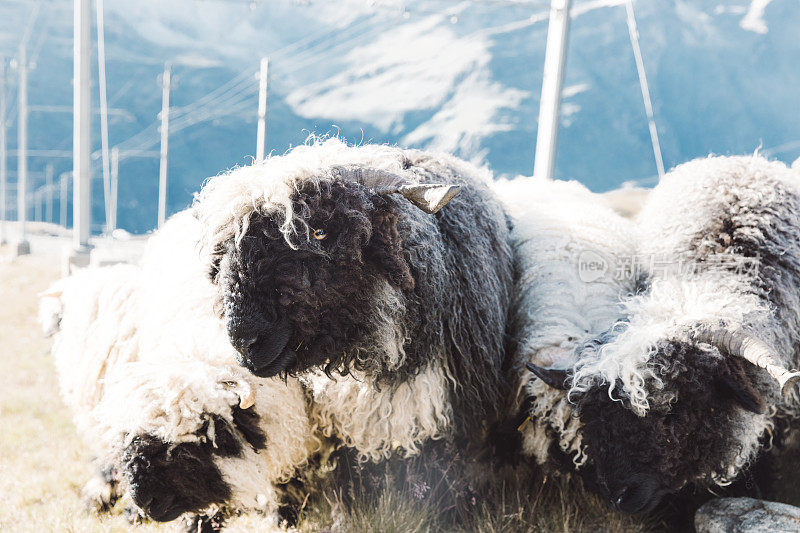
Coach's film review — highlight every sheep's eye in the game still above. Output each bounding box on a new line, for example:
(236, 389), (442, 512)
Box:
(313, 228), (328, 240)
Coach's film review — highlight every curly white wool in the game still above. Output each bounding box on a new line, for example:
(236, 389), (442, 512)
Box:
(42, 265), (142, 428)
(571, 155), (800, 484)
(301, 362), (453, 462)
(574, 155), (800, 415)
(571, 275), (770, 415)
(41, 212), (320, 516)
(492, 176), (638, 464)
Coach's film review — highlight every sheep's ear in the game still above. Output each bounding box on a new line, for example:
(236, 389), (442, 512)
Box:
(378, 184), (461, 214)
(716, 358), (766, 414)
(367, 209), (414, 291)
(526, 362), (571, 390)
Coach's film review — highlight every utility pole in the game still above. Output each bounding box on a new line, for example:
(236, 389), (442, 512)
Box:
(157, 62), (171, 228)
(60, 171), (69, 227)
(69, 0), (92, 269)
(15, 44), (30, 255)
(96, 0), (111, 231)
(0, 58), (6, 245)
(34, 189), (41, 222)
(533, 0), (571, 181)
(256, 57), (269, 161)
(624, 0), (664, 179)
(110, 146), (118, 233)
(45, 163), (53, 223)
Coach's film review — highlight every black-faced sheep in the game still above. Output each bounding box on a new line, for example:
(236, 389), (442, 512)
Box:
(193, 138), (514, 462)
(41, 213), (320, 526)
(491, 176), (638, 468)
(530, 155), (800, 513)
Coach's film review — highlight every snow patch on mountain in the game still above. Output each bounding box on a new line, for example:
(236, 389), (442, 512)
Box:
(740, 0), (773, 33)
(285, 12), (526, 163)
(403, 71), (527, 162)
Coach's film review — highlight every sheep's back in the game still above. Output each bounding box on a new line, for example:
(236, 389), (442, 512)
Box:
(48, 265), (142, 432)
(637, 155), (800, 370)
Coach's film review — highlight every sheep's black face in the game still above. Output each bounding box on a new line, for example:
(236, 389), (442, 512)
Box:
(122, 409), (266, 521)
(574, 340), (765, 514)
(215, 179), (413, 378)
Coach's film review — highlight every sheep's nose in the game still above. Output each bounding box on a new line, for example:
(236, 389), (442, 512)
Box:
(227, 317), (262, 355)
(226, 315), (292, 377)
(130, 485), (183, 522)
(230, 331), (258, 355)
(125, 458), (186, 521)
(610, 477), (663, 514)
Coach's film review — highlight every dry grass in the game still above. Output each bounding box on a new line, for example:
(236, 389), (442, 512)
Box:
(292, 474), (660, 533)
(0, 249), (174, 532)
(1, 247), (797, 532)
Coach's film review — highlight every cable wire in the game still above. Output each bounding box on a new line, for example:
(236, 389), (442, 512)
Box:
(624, 0), (664, 179)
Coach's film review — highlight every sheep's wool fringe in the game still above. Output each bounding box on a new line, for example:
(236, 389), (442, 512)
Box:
(193, 137), (493, 258)
(572, 275), (770, 415)
(492, 176), (638, 465)
(301, 360), (453, 463)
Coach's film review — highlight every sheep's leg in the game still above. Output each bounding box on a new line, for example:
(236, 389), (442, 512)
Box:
(81, 463), (120, 513)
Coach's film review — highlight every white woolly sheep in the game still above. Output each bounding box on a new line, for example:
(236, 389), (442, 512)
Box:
(532, 155), (800, 514)
(41, 213), (320, 526)
(491, 176), (638, 468)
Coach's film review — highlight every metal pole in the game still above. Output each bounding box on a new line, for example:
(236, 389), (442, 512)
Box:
(110, 146), (118, 233)
(533, 0), (571, 181)
(34, 189), (41, 222)
(72, 0), (92, 256)
(16, 44), (30, 254)
(157, 62), (171, 228)
(45, 163), (53, 223)
(96, 0), (111, 231)
(624, 0), (664, 179)
(60, 171), (68, 227)
(256, 57), (269, 161)
(0, 58), (6, 245)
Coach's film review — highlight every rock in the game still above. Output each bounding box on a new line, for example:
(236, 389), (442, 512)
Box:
(695, 497), (800, 533)
(601, 186), (650, 219)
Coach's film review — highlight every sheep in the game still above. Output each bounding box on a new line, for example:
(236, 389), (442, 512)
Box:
(530, 155), (800, 514)
(41, 212), (321, 526)
(193, 138), (514, 463)
(97, 358), (317, 525)
(490, 176), (638, 468)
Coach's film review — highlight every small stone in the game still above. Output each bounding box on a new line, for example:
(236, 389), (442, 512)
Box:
(695, 497), (800, 533)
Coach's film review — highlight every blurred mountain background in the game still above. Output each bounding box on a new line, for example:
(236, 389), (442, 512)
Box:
(0, 0), (798, 234)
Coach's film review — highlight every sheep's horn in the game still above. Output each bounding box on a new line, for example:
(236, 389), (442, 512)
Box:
(525, 362), (571, 390)
(333, 166), (402, 187)
(39, 284), (64, 299)
(220, 378), (256, 409)
(387, 183), (461, 214)
(693, 327), (800, 395)
(331, 166), (460, 214)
